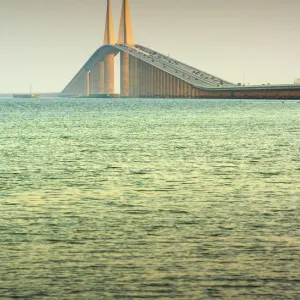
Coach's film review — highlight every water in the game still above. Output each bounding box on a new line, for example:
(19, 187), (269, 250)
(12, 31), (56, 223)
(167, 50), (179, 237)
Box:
(0, 98), (299, 299)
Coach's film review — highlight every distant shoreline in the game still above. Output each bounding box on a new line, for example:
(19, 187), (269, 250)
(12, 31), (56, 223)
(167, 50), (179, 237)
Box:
(0, 93), (59, 98)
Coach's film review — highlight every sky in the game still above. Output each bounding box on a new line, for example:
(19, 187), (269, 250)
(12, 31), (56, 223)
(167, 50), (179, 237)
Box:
(0, 0), (299, 93)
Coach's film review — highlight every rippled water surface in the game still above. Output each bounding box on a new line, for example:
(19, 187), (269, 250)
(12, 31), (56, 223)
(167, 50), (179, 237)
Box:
(0, 98), (300, 299)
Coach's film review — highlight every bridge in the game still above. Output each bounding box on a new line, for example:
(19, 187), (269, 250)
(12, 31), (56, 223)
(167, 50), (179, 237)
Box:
(61, 0), (300, 100)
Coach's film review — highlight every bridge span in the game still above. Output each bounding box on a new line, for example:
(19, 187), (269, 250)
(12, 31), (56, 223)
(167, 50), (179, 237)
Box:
(61, 0), (300, 100)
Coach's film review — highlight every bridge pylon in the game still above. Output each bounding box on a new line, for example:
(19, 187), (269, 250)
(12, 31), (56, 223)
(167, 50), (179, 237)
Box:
(103, 0), (116, 45)
(103, 0), (116, 95)
(118, 0), (134, 97)
(118, 0), (134, 46)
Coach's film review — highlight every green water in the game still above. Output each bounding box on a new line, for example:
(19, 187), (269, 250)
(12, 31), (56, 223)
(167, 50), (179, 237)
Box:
(0, 98), (300, 299)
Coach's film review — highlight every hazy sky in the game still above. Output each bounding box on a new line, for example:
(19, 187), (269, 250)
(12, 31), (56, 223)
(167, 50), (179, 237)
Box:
(0, 0), (299, 93)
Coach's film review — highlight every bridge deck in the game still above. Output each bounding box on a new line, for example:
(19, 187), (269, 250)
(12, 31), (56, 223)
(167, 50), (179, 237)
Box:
(135, 45), (235, 87)
(116, 44), (234, 89)
(62, 44), (300, 96)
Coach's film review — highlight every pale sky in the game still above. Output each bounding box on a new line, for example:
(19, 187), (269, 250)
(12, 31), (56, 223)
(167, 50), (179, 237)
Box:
(0, 0), (299, 93)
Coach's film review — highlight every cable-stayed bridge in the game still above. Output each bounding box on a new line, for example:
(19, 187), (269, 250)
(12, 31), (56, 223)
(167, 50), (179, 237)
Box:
(61, 0), (300, 100)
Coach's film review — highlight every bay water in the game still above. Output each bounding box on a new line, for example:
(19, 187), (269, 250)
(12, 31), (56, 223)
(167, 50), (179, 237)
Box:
(0, 98), (299, 299)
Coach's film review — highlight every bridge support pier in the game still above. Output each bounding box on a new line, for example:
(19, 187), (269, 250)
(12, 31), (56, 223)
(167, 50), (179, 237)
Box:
(192, 88), (196, 98)
(150, 65), (154, 97)
(176, 78), (180, 98)
(153, 67), (158, 98)
(163, 73), (167, 98)
(86, 71), (90, 97)
(188, 84), (192, 98)
(120, 52), (130, 97)
(129, 56), (133, 97)
(146, 64), (150, 97)
(133, 57), (139, 97)
(179, 80), (184, 98)
(99, 61), (105, 94)
(169, 75), (173, 98)
(158, 70), (162, 98)
(183, 82), (187, 98)
(105, 54), (114, 95)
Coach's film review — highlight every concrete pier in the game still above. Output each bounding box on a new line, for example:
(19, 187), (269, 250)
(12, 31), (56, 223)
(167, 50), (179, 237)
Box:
(86, 71), (90, 97)
(120, 52), (130, 97)
(99, 61), (105, 94)
(105, 54), (114, 95)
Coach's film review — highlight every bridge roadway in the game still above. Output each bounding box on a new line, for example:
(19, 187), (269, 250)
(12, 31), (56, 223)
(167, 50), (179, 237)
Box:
(62, 43), (236, 95)
(134, 45), (234, 87)
(117, 45), (300, 92)
(62, 45), (118, 95)
(115, 44), (235, 89)
(62, 43), (300, 96)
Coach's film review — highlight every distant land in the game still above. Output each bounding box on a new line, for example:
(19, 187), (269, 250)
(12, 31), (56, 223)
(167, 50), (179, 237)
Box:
(0, 93), (59, 98)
